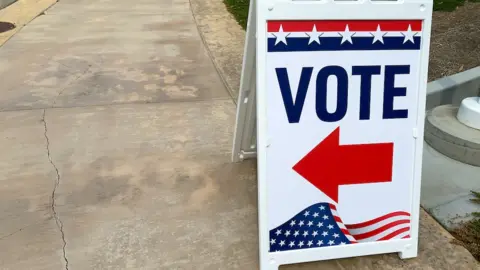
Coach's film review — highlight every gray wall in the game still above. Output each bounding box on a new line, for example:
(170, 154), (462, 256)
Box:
(0, 0), (17, 10)
(426, 66), (480, 110)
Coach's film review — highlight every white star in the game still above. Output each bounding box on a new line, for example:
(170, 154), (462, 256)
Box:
(328, 240), (335, 246)
(303, 231), (309, 237)
(317, 222), (324, 228)
(272, 25), (289, 45)
(306, 25), (322, 45)
(279, 240), (286, 247)
(307, 221), (313, 227)
(322, 215), (329, 220)
(340, 25), (355, 45)
(294, 231), (300, 237)
(289, 241), (295, 247)
(322, 231), (328, 237)
(328, 224), (334, 230)
(313, 212), (319, 218)
(275, 229), (282, 236)
(284, 230), (291, 237)
(307, 240), (313, 247)
(270, 239), (276, 245)
(299, 220), (305, 227)
(304, 211), (310, 217)
(340, 242), (346, 245)
(290, 220), (296, 227)
(402, 24), (416, 44)
(312, 231), (319, 237)
(319, 206), (325, 211)
(371, 25), (386, 44)
(298, 241), (304, 247)
(317, 240), (324, 246)
(333, 233), (339, 238)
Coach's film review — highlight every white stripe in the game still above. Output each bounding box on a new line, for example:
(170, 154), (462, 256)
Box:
(394, 231), (410, 240)
(347, 215), (410, 235)
(269, 31), (422, 38)
(346, 235), (357, 242)
(354, 223), (410, 242)
(331, 210), (347, 230)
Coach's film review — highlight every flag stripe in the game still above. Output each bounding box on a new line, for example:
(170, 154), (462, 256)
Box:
(330, 208), (357, 244)
(353, 223), (410, 242)
(350, 220), (410, 240)
(267, 20), (422, 32)
(345, 211), (410, 229)
(378, 227), (411, 241)
(346, 215), (410, 235)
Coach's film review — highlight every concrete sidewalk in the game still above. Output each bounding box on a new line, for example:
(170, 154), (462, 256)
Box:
(0, 0), (478, 269)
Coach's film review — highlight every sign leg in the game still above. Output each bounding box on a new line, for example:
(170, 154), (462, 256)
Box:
(399, 240), (419, 259)
(231, 0), (257, 162)
(260, 259), (279, 270)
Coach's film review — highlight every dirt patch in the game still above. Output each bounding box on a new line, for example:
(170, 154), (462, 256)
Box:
(429, 2), (480, 80)
(450, 191), (480, 261)
(452, 219), (480, 261)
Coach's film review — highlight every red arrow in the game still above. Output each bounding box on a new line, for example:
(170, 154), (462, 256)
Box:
(292, 127), (394, 203)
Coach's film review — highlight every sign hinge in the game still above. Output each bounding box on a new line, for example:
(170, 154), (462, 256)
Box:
(239, 150), (257, 161)
(412, 128), (418, 138)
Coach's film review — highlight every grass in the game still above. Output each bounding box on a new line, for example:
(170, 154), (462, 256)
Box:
(451, 191), (480, 261)
(223, 0), (480, 29)
(434, 0), (480, 11)
(223, 0), (249, 30)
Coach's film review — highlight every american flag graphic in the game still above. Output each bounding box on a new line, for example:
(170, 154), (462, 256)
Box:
(267, 20), (422, 52)
(269, 203), (410, 252)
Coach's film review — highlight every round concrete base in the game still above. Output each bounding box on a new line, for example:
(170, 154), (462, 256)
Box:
(425, 104), (480, 167)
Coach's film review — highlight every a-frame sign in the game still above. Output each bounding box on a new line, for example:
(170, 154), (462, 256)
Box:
(231, 0), (433, 269)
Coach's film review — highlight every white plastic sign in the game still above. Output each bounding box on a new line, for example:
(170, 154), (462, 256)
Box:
(232, 0), (433, 269)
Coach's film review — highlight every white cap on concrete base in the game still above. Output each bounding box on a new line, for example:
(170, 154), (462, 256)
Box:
(456, 97), (480, 130)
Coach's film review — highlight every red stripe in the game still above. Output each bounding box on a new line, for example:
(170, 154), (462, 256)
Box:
(341, 228), (351, 235)
(378, 227), (410, 241)
(345, 211), (410, 229)
(267, 20), (422, 32)
(351, 220), (410, 240)
(334, 216), (342, 223)
(402, 235), (411, 239)
(329, 204), (337, 210)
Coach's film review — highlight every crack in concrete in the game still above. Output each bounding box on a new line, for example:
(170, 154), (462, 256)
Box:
(42, 109), (69, 270)
(426, 192), (479, 212)
(0, 221), (42, 241)
(52, 63), (93, 107)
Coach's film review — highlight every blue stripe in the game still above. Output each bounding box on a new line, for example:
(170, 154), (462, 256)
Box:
(268, 36), (421, 52)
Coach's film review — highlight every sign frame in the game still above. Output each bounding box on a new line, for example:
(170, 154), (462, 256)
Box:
(232, 0), (433, 269)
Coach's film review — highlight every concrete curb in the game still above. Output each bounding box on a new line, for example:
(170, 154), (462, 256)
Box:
(188, 0), (245, 102)
(0, 0), (58, 46)
(425, 104), (480, 166)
